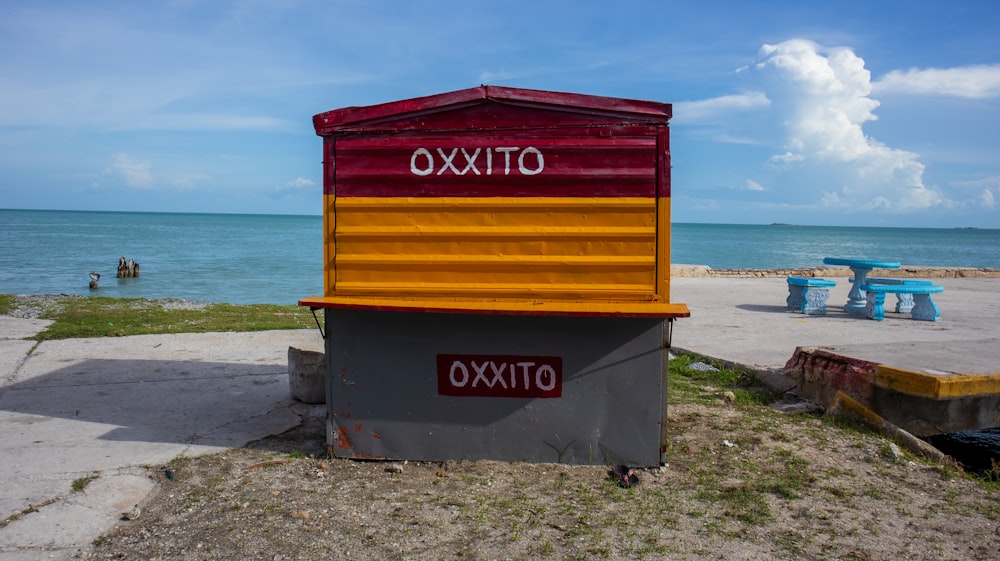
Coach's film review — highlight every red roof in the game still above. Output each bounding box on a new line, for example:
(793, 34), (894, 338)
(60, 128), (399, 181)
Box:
(313, 85), (672, 135)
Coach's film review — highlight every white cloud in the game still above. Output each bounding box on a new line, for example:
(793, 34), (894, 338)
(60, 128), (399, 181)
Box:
(272, 177), (317, 198)
(106, 153), (153, 188)
(711, 133), (763, 145)
(873, 64), (1000, 99)
(672, 92), (770, 124)
(950, 176), (1000, 209)
(285, 177), (316, 190)
(170, 172), (211, 191)
(744, 179), (765, 192)
(767, 151), (806, 168)
(981, 188), (996, 209)
(753, 39), (949, 212)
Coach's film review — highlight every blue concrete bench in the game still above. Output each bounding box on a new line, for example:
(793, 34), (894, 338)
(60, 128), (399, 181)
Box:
(849, 276), (933, 313)
(860, 283), (943, 321)
(786, 277), (837, 315)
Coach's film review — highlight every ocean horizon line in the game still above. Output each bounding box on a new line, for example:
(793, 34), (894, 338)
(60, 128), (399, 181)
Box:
(1, 207), (322, 220)
(3, 207), (997, 232)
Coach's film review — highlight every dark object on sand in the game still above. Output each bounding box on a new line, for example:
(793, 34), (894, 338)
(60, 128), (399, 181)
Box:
(610, 465), (639, 488)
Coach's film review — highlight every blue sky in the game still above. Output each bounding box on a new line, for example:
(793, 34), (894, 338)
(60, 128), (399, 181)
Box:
(1, 1), (998, 227)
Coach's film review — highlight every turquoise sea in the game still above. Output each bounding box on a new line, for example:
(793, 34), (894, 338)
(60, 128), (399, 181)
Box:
(2, 209), (999, 304)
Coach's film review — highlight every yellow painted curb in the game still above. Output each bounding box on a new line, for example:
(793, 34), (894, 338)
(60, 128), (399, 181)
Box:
(828, 391), (885, 426)
(875, 365), (1000, 399)
(826, 391), (954, 464)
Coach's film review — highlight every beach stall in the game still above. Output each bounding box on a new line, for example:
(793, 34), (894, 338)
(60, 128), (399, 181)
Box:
(300, 86), (689, 466)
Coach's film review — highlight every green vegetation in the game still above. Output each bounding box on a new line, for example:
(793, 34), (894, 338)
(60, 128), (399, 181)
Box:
(0, 294), (15, 315)
(1, 294), (320, 340)
(71, 473), (99, 493)
(668, 355), (818, 531)
(668, 351), (1000, 530)
(668, 352), (775, 406)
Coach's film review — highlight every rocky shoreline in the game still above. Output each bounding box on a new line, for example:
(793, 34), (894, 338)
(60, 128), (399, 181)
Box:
(671, 264), (1000, 278)
(2, 294), (210, 320)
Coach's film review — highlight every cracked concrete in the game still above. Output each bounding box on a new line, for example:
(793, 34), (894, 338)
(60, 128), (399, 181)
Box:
(0, 325), (323, 561)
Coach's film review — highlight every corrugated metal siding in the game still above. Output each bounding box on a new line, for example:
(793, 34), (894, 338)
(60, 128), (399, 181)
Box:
(322, 125), (668, 303)
(326, 196), (658, 300)
(329, 133), (659, 197)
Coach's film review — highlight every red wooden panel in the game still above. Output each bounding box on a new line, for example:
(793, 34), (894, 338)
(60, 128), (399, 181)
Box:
(330, 131), (658, 198)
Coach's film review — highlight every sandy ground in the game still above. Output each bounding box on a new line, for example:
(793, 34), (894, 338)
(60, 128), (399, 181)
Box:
(85, 396), (999, 561)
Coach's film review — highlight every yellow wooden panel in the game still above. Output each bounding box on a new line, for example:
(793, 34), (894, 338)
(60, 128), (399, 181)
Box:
(323, 195), (666, 302)
(300, 295), (690, 318)
(657, 197), (671, 302)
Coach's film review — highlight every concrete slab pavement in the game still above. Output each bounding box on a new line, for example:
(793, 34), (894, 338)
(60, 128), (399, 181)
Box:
(0, 324), (324, 561)
(669, 276), (1000, 377)
(0, 317), (51, 388)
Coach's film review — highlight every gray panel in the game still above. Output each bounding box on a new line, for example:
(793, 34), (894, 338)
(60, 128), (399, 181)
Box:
(325, 310), (666, 466)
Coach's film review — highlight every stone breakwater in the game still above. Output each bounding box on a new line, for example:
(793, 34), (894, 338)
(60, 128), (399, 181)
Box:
(670, 264), (1000, 279)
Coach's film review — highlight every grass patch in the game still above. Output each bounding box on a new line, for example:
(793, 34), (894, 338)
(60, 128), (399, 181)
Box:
(0, 294), (15, 315)
(668, 353), (775, 406)
(821, 411), (884, 437)
(71, 473), (99, 493)
(979, 460), (1000, 492)
(666, 355), (820, 528)
(1, 294), (320, 340)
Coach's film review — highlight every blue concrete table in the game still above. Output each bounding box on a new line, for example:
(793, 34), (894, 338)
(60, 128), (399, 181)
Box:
(822, 257), (901, 315)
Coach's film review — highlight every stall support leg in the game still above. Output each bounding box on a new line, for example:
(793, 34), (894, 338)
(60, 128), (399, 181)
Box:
(663, 318), (675, 348)
(324, 312), (335, 458)
(309, 307), (326, 339)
